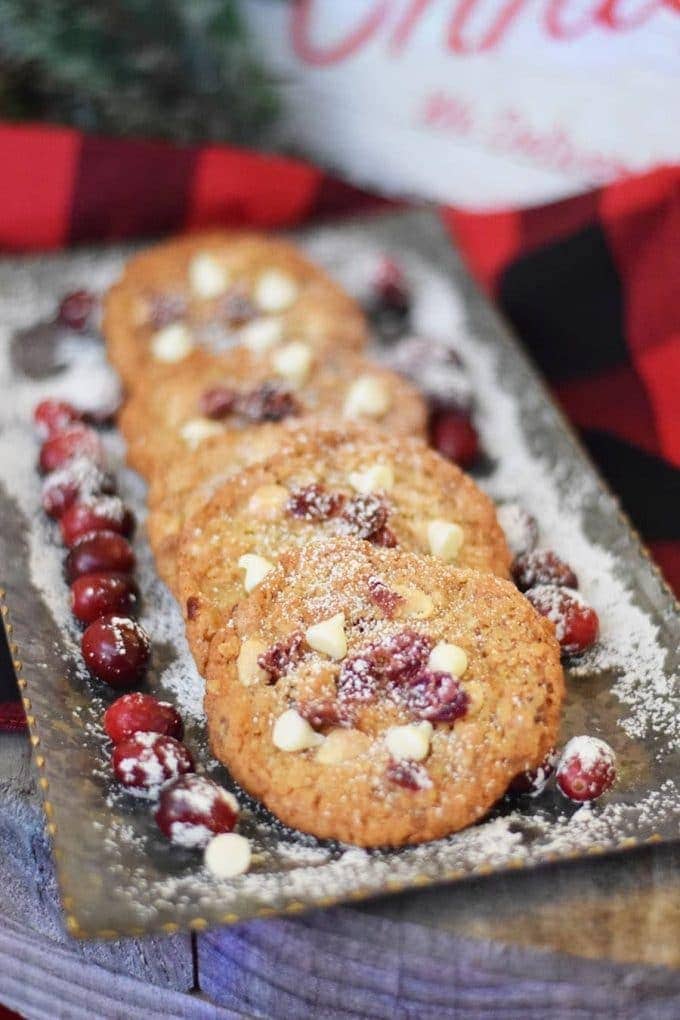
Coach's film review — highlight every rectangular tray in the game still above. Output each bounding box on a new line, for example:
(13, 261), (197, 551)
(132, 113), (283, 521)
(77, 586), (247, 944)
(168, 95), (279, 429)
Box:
(1, 210), (679, 939)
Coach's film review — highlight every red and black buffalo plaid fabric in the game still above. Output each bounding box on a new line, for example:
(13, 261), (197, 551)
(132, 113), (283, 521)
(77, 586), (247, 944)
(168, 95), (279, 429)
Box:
(1, 123), (678, 727)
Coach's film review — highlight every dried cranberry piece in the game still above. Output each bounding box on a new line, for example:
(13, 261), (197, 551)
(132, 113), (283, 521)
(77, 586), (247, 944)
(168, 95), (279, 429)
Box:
(297, 699), (356, 730)
(555, 736), (617, 802)
(337, 654), (377, 703)
(42, 457), (116, 519)
(258, 632), (305, 682)
(71, 572), (139, 625)
(239, 382), (300, 423)
(509, 749), (558, 796)
(112, 732), (194, 796)
(199, 386), (238, 420)
(58, 289), (96, 330)
(286, 484), (344, 522)
(220, 288), (257, 326)
(341, 494), (391, 543)
(186, 596), (200, 621)
(367, 576), (403, 618)
(525, 585), (599, 656)
(155, 775), (238, 848)
(372, 256), (410, 314)
(34, 399), (82, 439)
(430, 408), (480, 470)
(338, 630), (433, 702)
(406, 670), (469, 723)
(104, 692), (183, 744)
(81, 614), (150, 689)
(512, 550), (578, 592)
(38, 424), (104, 474)
(371, 525), (398, 548)
(66, 531), (135, 581)
(60, 497), (135, 547)
(386, 759), (431, 791)
(496, 502), (539, 559)
(148, 292), (187, 329)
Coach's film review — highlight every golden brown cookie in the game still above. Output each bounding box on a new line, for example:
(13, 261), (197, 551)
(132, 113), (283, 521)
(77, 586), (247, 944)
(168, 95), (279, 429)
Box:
(177, 424), (511, 672)
(103, 231), (368, 388)
(119, 348), (428, 479)
(204, 538), (564, 847)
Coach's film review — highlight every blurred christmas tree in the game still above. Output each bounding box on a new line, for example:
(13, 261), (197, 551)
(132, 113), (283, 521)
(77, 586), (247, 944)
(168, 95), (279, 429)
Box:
(0, 0), (279, 143)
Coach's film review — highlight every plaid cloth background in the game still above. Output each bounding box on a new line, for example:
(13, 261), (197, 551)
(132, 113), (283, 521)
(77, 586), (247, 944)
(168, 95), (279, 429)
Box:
(1, 123), (678, 729)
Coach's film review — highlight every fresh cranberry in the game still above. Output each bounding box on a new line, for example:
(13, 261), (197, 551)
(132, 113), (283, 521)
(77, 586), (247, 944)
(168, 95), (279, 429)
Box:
(112, 732), (194, 797)
(509, 749), (558, 796)
(239, 383), (300, 423)
(430, 408), (480, 469)
(38, 424), (104, 474)
(525, 585), (599, 655)
(338, 630), (433, 702)
(258, 632), (305, 682)
(104, 692), (184, 744)
(367, 576), (403, 617)
(65, 531), (135, 581)
(155, 774), (238, 848)
(512, 550), (578, 592)
(496, 502), (539, 559)
(60, 497), (135, 547)
(406, 670), (469, 723)
(33, 399), (82, 438)
(386, 759), (431, 791)
(286, 484), (344, 522)
(297, 699), (356, 730)
(555, 736), (617, 802)
(58, 289), (96, 330)
(341, 494), (392, 543)
(70, 573), (139, 625)
(42, 458), (116, 519)
(220, 288), (256, 326)
(199, 386), (238, 420)
(81, 614), (150, 688)
(372, 256), (410, 314)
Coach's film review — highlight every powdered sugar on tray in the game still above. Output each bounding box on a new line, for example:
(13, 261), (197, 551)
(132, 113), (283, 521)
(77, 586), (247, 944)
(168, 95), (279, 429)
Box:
(0, 220), (678, 936)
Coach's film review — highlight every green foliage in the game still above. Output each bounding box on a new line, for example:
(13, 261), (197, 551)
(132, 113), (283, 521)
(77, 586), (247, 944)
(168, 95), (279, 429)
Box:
(0, 0), (279, 143)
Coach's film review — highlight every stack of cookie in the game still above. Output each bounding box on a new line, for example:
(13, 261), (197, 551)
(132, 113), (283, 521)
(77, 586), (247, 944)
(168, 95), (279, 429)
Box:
(104, 232), (564, 847)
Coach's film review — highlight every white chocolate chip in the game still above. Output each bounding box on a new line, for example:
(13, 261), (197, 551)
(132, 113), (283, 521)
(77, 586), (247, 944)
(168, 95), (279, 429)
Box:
(248, 484), (289, 521)
(348, 463), (395, 494)
(150, 323), (194, 363)
(254, 269), (299, 312)
(427, 520), (464, 562)
(272, 709), (324, 752)
(305, 613), (347, 660)
(179, 418), (224, 449)
(316, 728), (371, 764)
(240, 316), (284, 354)
(204, 832), (251, 878)
(385, 722), (433, 762)
(394, 585), (434, 620)
(343, 376), (391, 419)
(238, 553), (274, 593)
(428, 642), (468, 677)
(272, 341), (313, 386)
(236, 639), (268, 686)
(188, 253), (230, 299)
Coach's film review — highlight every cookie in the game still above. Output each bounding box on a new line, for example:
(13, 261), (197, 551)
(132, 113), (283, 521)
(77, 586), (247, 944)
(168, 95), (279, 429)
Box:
(103, 231), (368, 388)
(118, 348), (428, 479)
(204, 538), (564, 846)
(177, 424), (511, 672)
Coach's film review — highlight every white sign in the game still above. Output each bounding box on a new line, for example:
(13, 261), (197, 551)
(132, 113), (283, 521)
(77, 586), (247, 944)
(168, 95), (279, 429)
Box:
(242, 0), (680, 208)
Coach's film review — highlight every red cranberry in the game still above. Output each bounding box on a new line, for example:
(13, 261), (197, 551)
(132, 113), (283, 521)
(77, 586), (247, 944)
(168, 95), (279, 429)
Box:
(112, 732), (194, 797)
(367, 576), (403, 618)
(512, 550), (578, 592)
(34, 399), (82, 438)
(65, 531), (135, 581)
(286, 484), (344, 522)
(509, 749), (558, 796)
(70, 573), (139, 625)
(496, 502), (539, 559)
(58, 289), (96, 330)
(60, 497), (135, 547)
(199, 386), (238, 420)
(149, 292), (187, 329)
(297, 699), (356, 730)
(406, 670), (469, 723)
(373, 256), (410, 313)
(42, 457), (116, 519)
(104, 692), (184, 744)
(258, 632), (305, 682)
(555, 736), (617, 802)
(341, 494), (391, 543)
(155, 775), (238, 848)
(81, 614), (150, 688)
(338, 630), (433, 702)
(38, 424), (104, 474)
(386, 759), (431, 791)
(430, 409), (479, 469)
(525, 585), (599, 655)
(239, 383), (300, 423)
